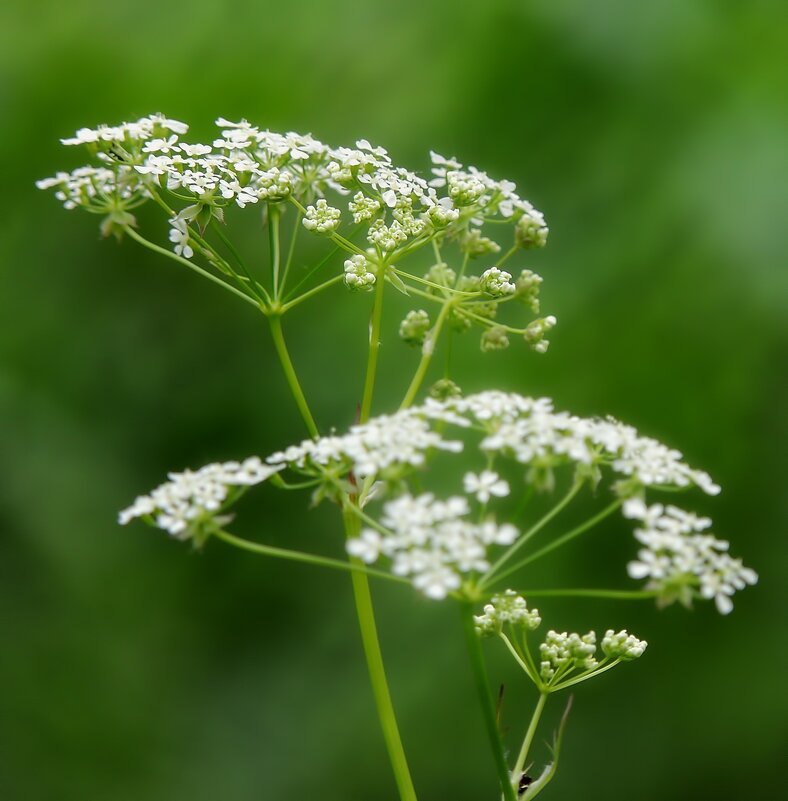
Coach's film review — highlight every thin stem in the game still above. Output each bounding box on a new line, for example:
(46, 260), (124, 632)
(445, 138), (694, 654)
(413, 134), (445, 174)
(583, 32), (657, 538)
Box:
(213, 528), (406, 585)
(493, 498), (623, 583)
(283, 241), (343, 302)
(210, 219), (269, 303)
(399, 300), (453, 410)
(269, 204), (282, 299)
(497, 245), (518, 269)
(499, 632), (539, 685)
(461, 602), (518, 801)
(280, 274), (344, 313)
(513, 692), (548, 781)
(280, 207), (303, 294)
(518, 588), (660, 601)
(267, 314), (319, 438)
(123, 226), (260, 309)
(360, 264), (387, 423)
(480, 481), (583, 589)
(343, 506), (418, 801)
(552, 660), (621, 692)
(391, 267), (478, 297)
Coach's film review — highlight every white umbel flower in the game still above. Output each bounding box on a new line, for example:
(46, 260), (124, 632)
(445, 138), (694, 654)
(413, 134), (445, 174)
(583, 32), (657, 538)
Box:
(119, 458), (284, 540)
(463, 470), (510, 503)
(345, 492), (520, 600)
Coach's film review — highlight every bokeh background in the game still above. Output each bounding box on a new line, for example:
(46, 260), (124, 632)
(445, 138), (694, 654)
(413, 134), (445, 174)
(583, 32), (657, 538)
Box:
(2, 1), (786, 799)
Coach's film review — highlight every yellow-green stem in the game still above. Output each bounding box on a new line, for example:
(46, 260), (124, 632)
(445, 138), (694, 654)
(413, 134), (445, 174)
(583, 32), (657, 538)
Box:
(267, 314), (319, 438)
(360, 265), (387, 422)
(513, 692), (548, 782)
(461, 602), (518, 801)
(124, 227), (259, 308)
(400, 300), (453, 410)
(343, 506), (418, 801)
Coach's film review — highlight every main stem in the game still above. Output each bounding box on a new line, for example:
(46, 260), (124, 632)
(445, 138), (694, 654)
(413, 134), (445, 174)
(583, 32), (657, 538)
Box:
(512, 692), (548, 780)
(344, 507), (418, 801)
(267, 314), (319, 438)
(461, 602), (519, 801)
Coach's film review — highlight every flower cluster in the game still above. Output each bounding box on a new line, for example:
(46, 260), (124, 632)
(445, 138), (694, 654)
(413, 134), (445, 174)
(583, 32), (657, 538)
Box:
(38, 116), (553, 352)
(346, 493), (518, 599)
(119, 458), (283, 540)
(262, 391), (754, 611)
(474, 590), (541, 636)
(623, 498), (758, 614)
(539, 630), (599, 680)
(601, 629), (648, 660)
(265, 407), (463, 479)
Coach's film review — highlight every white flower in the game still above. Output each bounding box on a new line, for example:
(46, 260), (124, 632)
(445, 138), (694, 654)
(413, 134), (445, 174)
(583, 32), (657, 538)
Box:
(168, 219), (193, 258)
(463, 470), (510, 503)
(118, 459), (284, 539)
(624, 502), (756, 614)
(344, 491), (520, 599)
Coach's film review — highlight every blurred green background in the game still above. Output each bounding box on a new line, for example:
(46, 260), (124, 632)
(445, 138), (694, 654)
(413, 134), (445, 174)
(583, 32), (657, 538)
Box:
(2, 1), (786, 799)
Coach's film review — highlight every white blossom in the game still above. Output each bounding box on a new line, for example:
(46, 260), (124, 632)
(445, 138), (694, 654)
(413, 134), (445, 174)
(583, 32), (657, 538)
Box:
(119, 458), (284, 539)
(345, 492), (520, 599)
(168, 219), (193, 258)
(624, 501), (756, 614)
(463, 470), (510, 503)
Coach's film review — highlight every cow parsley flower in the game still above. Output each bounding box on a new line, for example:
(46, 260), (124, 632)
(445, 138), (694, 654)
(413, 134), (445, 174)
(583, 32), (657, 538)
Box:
(624, 500), (757, 613)
(169, 219), (193, 258)
(463, 470), (510, 503)
(119, 458), (284, 541)
(345, 492), (518, 599)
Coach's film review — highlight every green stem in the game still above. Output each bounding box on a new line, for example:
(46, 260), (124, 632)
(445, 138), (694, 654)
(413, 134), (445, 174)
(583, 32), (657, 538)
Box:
(497, 245), (518, 269)
(518, 589), (660, 601)
(267, 314), (319, 438)
(280, 274), (344, 313)
(480, 481), (583, 590)
(343, 507), (418, 801)
(499, 632), (539, 686)
(269, 204), (282, 299)
(493, 498), (623, 582)
(280, 207), (303, 294)
(513, 692), (548, 781)
(551, 660), (621, 692)
(213, 528), (406, 585)
(399, 300), (453, 410)
(124, 227), (260, 308)
(210, 219), (270, 304)
(461, 602), (518, 801)
(360, 265), (387, 422)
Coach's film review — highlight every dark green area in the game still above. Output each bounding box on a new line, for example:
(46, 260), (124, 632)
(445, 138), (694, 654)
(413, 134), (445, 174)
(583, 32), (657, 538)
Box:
(2, 1), (786, 799)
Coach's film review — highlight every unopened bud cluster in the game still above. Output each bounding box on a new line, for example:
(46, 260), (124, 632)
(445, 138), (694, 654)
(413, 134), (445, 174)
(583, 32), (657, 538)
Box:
(399, 310), (431, 346)
(344, 254), (376, 291)
(302, 199), (341, 234)
(474, 591), (541, 636)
